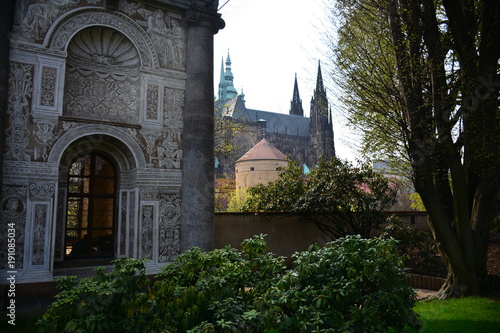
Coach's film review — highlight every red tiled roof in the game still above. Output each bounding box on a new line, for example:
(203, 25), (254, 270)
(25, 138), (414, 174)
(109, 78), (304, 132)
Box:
(236, 139), (287, 162)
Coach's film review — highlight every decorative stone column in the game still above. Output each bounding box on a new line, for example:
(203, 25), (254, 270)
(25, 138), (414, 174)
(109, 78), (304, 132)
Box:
(181, 7), (224, 251)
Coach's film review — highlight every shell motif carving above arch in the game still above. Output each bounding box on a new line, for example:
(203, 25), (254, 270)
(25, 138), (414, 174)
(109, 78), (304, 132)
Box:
(47, 9), (158, 68)
(67, 26), (140, 68)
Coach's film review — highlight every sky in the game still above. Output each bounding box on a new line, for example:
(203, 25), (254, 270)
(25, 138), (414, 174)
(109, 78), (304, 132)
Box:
(213, 0), (360, 161)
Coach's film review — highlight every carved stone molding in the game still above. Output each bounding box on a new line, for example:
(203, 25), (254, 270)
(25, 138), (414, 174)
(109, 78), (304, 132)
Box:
(47, 124), (147, 168)
(139, 186), (158, 200)
(48, 9), (157, 68)
(29, 181), (56, 200)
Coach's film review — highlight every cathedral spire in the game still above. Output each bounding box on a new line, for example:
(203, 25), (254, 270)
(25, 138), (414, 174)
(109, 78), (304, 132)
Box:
(218, 51), (238, 100)
(309, 60), (335, 160)
(315, 60), (325, 94)
(218, 56), (227, 100)
(289, 73), (304, 117)
(223, 51), (238, 99)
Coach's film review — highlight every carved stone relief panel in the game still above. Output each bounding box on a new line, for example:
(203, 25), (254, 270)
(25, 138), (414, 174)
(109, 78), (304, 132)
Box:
(146, 83), (160, 121)
(0, 186), (27, 270)
(116, 0), (186, 70)
(33, 117), (57, 161)
(12, 0), (82, 43)
(163, 87), (184, 139)
(158, 193), (181, 263)
(140, 131), (159, 167)
(155, 87), (184, 169)
(156, 132), (182, 169)
(31, 204), (48, 266)
(139, 186), (158, 201)
(63, 66), (140, 123)
(140, 203), (156, 260)
(63, 26), (141, 125)
(27, 182), (55, 267)
(40, 66), (57, 107)
(4, 62), (33, 162)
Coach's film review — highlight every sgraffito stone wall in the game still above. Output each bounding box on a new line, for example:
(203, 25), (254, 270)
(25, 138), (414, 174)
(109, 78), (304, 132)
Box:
(0, 0), (223, 283)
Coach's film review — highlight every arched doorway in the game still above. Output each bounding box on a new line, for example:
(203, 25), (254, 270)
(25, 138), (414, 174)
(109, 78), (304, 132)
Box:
(65, 152), (117, 259)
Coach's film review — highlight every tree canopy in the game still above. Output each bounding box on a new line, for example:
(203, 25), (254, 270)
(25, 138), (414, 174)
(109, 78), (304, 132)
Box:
(240, 158), (398, 239)
(329, 0), (499, 297)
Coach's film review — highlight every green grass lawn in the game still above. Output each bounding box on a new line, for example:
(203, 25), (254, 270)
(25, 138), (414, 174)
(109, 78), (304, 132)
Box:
(414, 296), (500, 332)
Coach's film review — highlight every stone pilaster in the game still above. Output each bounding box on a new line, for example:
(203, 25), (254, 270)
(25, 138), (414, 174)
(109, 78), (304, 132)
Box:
(0, 1), (15, 191)
(181, 7), (224, 251)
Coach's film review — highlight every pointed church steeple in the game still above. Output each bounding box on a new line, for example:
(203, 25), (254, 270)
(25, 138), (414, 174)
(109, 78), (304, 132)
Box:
(289, 73), (304, 117)
(218, 56), (227, 100)
(309, 60), (335, 160)
(315, 60), (325, 94)
(218, 51), (238, 101)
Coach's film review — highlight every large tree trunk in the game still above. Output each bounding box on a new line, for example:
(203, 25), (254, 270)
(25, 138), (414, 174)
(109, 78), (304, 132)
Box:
(388, 0), (499, 297)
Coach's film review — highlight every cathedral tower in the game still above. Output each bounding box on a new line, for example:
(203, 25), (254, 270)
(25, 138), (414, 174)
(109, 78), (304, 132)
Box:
(289, 73), (304, 117)
(309, 61), (335, 162)
(218, 51), (238, 100)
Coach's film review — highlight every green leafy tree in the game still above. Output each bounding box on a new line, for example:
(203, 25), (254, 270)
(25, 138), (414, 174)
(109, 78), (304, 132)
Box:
(214, 102), (247, 178)
(329, 0), (499, 297)
(241, 158), (398, 239)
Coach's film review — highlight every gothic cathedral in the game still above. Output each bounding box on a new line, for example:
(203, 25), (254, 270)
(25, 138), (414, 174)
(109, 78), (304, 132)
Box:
(215, 53), (336, 177)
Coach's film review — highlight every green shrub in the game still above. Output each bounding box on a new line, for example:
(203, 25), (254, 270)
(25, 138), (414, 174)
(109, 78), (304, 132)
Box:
(134, 234), (287, 332)
(37, 258), (150, 332)
(257, 235), (420, 332)
(38, 235), (419, 332)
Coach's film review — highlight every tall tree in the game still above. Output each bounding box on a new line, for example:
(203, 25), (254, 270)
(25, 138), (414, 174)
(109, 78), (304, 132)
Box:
(330, 0), (499, 297)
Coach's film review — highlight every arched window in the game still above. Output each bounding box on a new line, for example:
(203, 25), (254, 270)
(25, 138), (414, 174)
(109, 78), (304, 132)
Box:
(65, 153), (117, 258)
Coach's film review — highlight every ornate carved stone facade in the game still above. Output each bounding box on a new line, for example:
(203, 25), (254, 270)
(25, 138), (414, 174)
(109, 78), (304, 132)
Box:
(1, 0), (224, 283)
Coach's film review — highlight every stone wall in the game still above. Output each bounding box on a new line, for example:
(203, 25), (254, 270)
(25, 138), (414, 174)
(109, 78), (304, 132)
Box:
(215, 211), (429, 261)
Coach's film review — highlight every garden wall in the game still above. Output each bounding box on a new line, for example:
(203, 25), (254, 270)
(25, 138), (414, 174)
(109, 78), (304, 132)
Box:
(215, 211), (429, 260)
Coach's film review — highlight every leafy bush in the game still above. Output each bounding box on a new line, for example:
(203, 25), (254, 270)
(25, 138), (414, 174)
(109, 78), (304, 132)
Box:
(38, 235), (419, 332)
(37, 258), (150, 332)
(125, 235), (286, 332)
(257, 235), (419, 332)
(381, 217), (446, 277)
